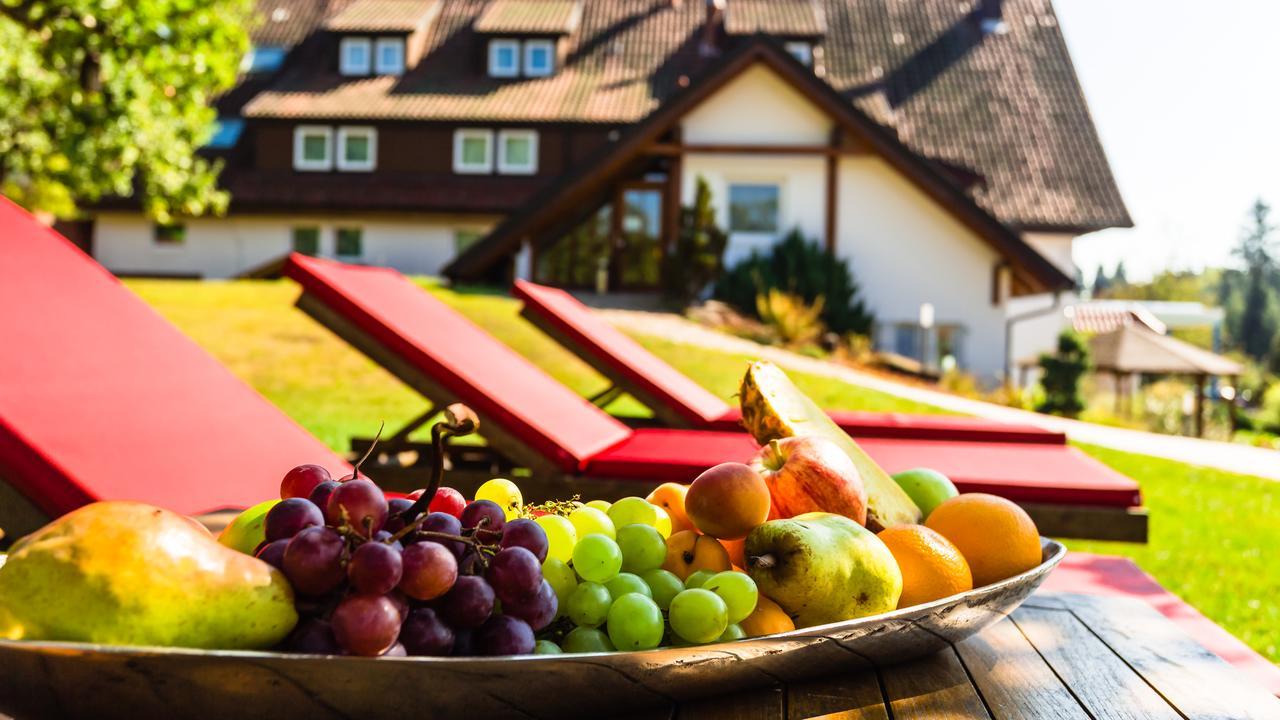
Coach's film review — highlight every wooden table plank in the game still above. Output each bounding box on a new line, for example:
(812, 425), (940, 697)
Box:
(1013, 605), (1182, 720)
(880, 647), (992, 719)
(786, 672), (888, 720)
(1059, 593), (1280, 720)
(677, 685), (785, 720)
(955, 616), (1089, 720)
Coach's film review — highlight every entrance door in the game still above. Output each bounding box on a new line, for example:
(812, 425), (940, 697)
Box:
(611, 185), (664, 290)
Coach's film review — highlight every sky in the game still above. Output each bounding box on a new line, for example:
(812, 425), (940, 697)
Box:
(1052, 0), (1280, 282)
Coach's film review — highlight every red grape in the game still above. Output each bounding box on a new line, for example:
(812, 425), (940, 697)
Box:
(282, 526), (346, 596)
(265, 498), (324, 542)
(308, 480), (339, 510)
(399, 608), (454, 656)
(452, 628), (474, 656)
(326, 479), (388, 537)
(503, 579), (558, 631)
(372, 530), (403, 550)
(399, 541), (458, 601)
(254, 538), (290, 571)
(474, 615), (535, 656)
(486, 547), (542, 605)
(284, 618), (341, 655)
(281, 464), (332, 500)
(331, 594), (403, 657)
(439, 575), (495, 628)
(501, 518), (549, 563)
(459, 499), (505, 542)
(347, 540), (403, 595)
(384, 498), (415, 533)
(382, 642), (407, 657)
(427, 487), (467, 517)
(416, 512), (464, 557)
(386, 591), (410, 622)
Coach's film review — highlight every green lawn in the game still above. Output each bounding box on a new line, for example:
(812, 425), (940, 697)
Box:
(125, 278), (1280, 665)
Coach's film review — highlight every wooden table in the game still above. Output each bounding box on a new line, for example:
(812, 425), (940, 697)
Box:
(628, 592), (1280, 720)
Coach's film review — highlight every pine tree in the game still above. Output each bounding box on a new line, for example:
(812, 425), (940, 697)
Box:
(1092, 265), (1112, 297)
(662, 177), (728, 306)
(1112, 260), (1128, 288)
(1234, 198), (1276, 360)
(1037, 331), (1090, 418)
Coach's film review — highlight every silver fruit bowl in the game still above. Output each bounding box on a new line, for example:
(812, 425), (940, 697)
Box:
(0, 539), (1065, 720)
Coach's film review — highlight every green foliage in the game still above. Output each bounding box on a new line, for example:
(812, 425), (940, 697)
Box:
(1037, 330), (1090, 417)
(0, 0), (254, 221)
(1232, 198), (1277, 360)
(755, 289), (824, 347)
(714, 228), (873, 335)
(661, 177), (727, 306)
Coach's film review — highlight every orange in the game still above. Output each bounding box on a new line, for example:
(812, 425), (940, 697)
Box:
(877, 525), (972, 608)
(924, 493), (1041, 587)
(740, 594), (795, 637)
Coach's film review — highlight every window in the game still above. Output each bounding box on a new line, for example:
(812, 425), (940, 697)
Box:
(374, 38), (405, 75)
(293, 125), (333, 171)
(497, 130), (538, 174)
(339, 37), (372, 75)
(728, 184), (780, 233)
(153, 223), (187, 245)
(523, 39), (554, 77)
(784, 42), (813, 67)
(453, 129), (494, 173)
(336, 228), (363, 258)
(292, 227), (320, 256)
(488, 39), (520, 77)
(337, 126), (377, 171)
(241, 46), (287, 73)
(207, 118), (245, 149)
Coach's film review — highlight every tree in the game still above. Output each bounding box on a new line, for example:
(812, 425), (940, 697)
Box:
(1112, 260), (1128, 288)
(1233, 198), (1276, 360)
(661, 177), (728, 306)
(0, 0), (254, 222)
(1037, 330), (1090, 418)
(1091, 265), (1112, 297)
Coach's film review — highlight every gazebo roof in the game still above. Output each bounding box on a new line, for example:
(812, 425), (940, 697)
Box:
(1089, 325), (1243, 376)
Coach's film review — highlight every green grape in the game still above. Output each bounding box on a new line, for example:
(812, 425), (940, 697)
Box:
(718, 624), (746, 642)
(684, 569), (716, 589)
(606, 593), (664, 651)
(566, 581), (613, 627)
(605, 572), (652, 600)
(640, 569), (684, 611)
(701, 571), (759, 624)
(615, 523), (666, 573)
(535, 514), (577, 563)
(571, 534), (623, 583)
(669, 589), (728, 644)
(542, 557), (579, 616)
(562, 627), (615, 653)
(653, 506), (672, 538)
(607, 496), (661, 529)
(534, 639), (563, 654)
(568, 507), (616, 540)
(585, 499), (612, 513)
(474, 478), (522, 520)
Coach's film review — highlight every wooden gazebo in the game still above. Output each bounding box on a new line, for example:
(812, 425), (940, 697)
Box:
(1089, 325), (1243, 437)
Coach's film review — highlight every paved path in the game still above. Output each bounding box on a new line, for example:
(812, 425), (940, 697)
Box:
(602, 309), (1280, 481)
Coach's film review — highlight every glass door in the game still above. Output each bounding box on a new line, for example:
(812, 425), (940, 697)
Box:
(612, 186), (664, 290)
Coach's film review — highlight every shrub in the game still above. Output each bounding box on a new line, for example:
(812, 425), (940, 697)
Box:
(714, 229), (873, 335)
(755, 289), (825, 347)
(662, 177), (728, 306)
(1037, 330), (1090, 418)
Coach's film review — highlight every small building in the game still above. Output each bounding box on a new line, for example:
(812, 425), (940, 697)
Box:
(86, 0), (1131, 383)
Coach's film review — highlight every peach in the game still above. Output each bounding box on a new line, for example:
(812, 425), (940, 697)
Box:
(646, 482), (696, 535)
(662, 530), (731, 581)
(685, 462), (771, 540)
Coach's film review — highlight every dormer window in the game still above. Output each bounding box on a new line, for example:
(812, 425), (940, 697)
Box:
(785, 42), (813, 67)
(339, 37), (372, 75)
(476, 0), (581, 78)
(374, 38), (405, 75)
(523, 40), (555, 77)
(489, 39), (520, 78)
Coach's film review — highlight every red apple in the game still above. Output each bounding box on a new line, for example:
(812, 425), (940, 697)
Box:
(750, 436), (867, 526)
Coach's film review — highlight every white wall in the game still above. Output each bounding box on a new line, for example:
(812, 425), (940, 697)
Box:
(1007, 292), (1076, 386)
(1022, 232), (1077, 277)
(93, 213), (496, 278)
(682, 65), (833, 146)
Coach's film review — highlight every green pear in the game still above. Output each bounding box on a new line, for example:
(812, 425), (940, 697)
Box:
(745, 512), (901, 628)
(0, 501), (297, 649)
(217, 498), (281, 555)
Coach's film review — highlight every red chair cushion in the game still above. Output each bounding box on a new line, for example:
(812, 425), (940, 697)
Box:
(582, 429), (760, 482)
(288, 257), (632, 473)
(0, 198), (349, 517)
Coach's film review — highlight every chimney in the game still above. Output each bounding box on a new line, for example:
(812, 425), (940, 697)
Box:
(700, 0), (724, 56)
(976, 0), (1007, 35)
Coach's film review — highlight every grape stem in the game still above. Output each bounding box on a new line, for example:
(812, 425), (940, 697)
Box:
(400, 404), (479, 523)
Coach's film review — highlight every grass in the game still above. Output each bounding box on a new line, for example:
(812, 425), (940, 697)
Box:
(125, 278), (1280, 665)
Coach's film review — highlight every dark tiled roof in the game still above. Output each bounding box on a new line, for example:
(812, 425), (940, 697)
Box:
(474, 0), (583, 34)
(252, 0), (353, 46)
(240, 0), (1130, 231)
(724, 0), (826, 37)
(325, 0), (440, 31)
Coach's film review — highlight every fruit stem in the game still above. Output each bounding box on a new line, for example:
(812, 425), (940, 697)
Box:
(767, 438), (784, 471)
(400, 404), (480, 522)
(352, 421), (385, 480)
(748, 554), (776, 570)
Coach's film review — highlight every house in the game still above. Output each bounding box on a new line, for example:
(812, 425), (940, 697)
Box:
(86, 0), (1130, 382)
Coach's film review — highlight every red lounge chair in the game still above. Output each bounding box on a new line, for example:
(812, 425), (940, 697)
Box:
(286, 256), (1144, 540)
(514, 279), (1066, 445)
(0, 198), (349, 537)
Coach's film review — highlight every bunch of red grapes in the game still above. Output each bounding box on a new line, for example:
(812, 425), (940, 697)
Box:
(255, 464), (556, 657)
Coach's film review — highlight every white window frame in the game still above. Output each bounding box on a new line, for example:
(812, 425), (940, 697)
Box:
(497, 129), (539, 175)
(374, 37), (405, 75)
(293, 125), (334, 171)
(522, 39), (555, 77)
(727, 182), (783, 235)
(336, 126), (377, 171)
(784, 41), (813, 67)
(488, 39), (520, 78)
(339, 37), (372, 75)
(453, 129), (495, 174)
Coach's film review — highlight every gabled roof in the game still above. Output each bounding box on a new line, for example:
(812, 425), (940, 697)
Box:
(324, 0), (440, 32)
(444, 39), (1075, 294)
(724, 0), (826, 38)
(238, 0), (1129, 232)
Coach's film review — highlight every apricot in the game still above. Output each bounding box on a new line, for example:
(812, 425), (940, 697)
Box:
(662, 530), (731, 581)
(740, 594), (795, 637)
(685, 462), (771, 540)
(719, 537), (746, 568)
(646, 483), (695, 535)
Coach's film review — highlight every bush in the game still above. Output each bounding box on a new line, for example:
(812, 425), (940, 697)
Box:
(755, 289), (825, 347)
(714, 229), (873, 335)
(1037, 330), (1090, 418)
(662, 177), (728, 306)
